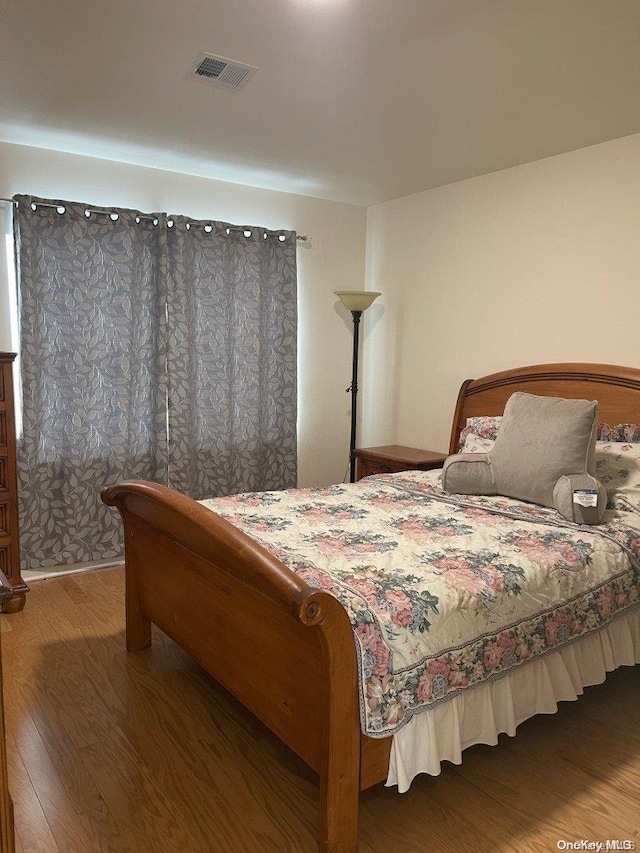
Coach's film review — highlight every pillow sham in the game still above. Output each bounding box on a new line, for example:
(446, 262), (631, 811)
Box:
(595, 442), (640, 513)
(459, 418), (640, 450)
(458, 416), (502, 449)
(461, 433), (496, 454)
(598, 423), (640, 442)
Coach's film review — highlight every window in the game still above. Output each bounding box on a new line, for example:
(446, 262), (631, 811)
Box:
(0, 202), (21, 435)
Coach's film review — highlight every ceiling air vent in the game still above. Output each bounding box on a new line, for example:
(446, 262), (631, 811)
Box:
(189, 53), (257, 91)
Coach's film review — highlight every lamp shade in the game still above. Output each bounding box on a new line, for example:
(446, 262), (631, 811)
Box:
(334, 290), (381, 312)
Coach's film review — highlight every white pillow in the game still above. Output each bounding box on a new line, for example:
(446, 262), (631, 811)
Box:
(595, 442), (640, 514)
(461, 433), (495, 454)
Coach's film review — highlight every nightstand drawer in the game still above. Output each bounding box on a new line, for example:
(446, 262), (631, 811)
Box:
(357, 457), (398, 479)
(355, 445), (447, 481)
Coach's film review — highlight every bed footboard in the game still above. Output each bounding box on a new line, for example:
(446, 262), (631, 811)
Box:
(102, 479), (362, 852)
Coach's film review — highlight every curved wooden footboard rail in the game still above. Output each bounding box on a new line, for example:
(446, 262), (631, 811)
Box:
(102, 480), (362, 852)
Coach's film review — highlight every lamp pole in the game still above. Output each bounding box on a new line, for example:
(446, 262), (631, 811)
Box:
(348, 310), (362, 483)
(334, 290), (381, 484)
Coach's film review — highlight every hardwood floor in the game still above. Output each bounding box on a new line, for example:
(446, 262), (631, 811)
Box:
(1, 567), (638, 852)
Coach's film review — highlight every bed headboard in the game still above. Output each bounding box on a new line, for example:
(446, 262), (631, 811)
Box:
(449, 362), (640, 455)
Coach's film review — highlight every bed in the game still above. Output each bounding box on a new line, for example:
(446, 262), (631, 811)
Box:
(101, 362), (640, 852)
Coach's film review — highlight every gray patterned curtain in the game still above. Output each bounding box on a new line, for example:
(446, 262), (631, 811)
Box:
(165, 217), (297, 498)
(14, 197), (297, 570)
(14, 196), (168, 568)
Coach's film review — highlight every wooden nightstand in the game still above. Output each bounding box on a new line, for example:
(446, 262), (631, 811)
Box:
(354, 445), (447, 481)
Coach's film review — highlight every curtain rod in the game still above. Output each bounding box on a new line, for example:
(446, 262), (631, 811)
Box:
(1, 197), (311, 241)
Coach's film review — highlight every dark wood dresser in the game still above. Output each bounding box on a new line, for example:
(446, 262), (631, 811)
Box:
(0, 354), (27, 613)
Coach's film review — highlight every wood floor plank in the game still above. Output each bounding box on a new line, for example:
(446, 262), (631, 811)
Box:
(452, 736), (638, 839)
(123, 639), (320, 850)
(5, 679), (129, 853)
(5, 731), (60, 853)
(1, 568), (639, 853)
(7, 714), (105, 853)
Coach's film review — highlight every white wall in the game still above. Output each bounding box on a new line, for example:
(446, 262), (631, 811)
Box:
(364, 133), (640, 453)
(0, 142), (368, 487)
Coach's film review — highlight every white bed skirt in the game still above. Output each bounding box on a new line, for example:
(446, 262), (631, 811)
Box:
(387, 607), (640, 792)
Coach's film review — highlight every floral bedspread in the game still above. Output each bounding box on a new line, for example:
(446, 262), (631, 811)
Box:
(200, 470), (640, 737)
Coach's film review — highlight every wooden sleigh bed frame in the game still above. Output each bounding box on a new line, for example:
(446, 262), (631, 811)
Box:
(102, 363), (640, 852)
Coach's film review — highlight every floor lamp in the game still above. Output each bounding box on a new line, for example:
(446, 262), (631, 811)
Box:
(334, 290), (381, 482)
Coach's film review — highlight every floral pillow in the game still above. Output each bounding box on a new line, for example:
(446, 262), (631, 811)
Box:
(458, 416), (502, 450)
(598, 423), (640, 442)
(460, 417), (640, 451)
(595, 442), (640, 513)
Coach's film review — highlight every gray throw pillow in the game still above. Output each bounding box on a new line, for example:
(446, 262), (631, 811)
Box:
(491, 391), (598, 506)
(443, 392), (606, 524)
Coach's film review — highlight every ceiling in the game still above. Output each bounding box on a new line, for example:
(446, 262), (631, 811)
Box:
(2, 0), (640, 207)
